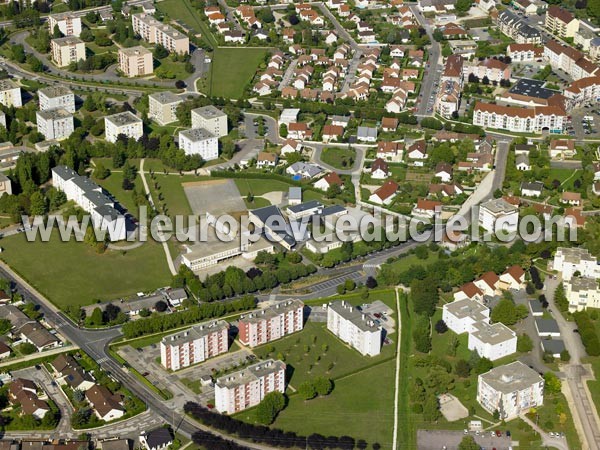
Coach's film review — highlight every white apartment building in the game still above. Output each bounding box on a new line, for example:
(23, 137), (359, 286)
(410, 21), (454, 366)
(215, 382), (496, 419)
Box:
(191, 105), (228, 137)
(544, 40), (599, 81)
(38, 86), (75, 113)
(178, 128), (218, 160)
(148, 91), (182, 126)
(442, 298), (490, 335)
(553, 247), (600, 280)
(48, 13), (82, 37)
(104, 112), (143, 143)
(238, 299), (304, 347)
(118, 46), (153, 78)
(160, 320), (229, 370)
(477, 361), (544, 420)
(565, 277), (600, 312)
(36, 108), (74, 141)
(478, 198), (519, 234)
(51, 36), (86, 67)
(215, 359), (286, 414)
(132, 13), (189, 54)
(473, 102), (566, 134)
(51, 166), (126, 241)
(0, 80), (22, 108)
(564, 76), (600, 110)
(434, 80), (461, 119)
(468, 321), (517, 361)
(327, 300), (382, 356)
(0, 111), (5, 129)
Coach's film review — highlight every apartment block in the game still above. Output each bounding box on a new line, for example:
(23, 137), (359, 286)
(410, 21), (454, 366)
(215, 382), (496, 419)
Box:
(178, 128), (218, 160)
(544, 40), (600, 81)
(553, 247), (600, 280)
(118, 46), (153, 78)
(478, 198), (519, 234)
(545, 6), (579, 39)
(468, 321), (517, 361)
(51, 166), (126, 241)
(442, 298), (489, 335)
(51, 36), (86, 67)
(326, 300), (382, 356)
(36, 109), (74, 141)
(497, 10), (542, 44)
(148, 91), (182, 125)
(160, 320), (229, 370)
(132, 13), (189, 54)
(473, 102), (566, 134)
(0, 79), (22, 108)
(191, 105), (228, 137)
(477, 361), (544, 420)
(48, 13), (82, 37)
(564, 276), (600, 312)
(104, 112), (143, 143)
(215, 359), (286, 414)
(38, 86), (75, 114)
(238, 299), (304, 347)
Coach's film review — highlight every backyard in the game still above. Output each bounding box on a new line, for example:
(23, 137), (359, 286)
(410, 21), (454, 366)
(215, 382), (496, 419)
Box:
(320, 147), (356, 171)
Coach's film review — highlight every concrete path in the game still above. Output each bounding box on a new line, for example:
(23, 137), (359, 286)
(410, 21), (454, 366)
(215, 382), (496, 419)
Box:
(520, 414), (569, 450)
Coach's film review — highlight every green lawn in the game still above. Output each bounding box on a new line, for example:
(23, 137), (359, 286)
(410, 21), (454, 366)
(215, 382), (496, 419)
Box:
(205, 48), (268, 99)
(320, 147), (356, 171)
(148, 174), (210, 217)
(93, 172), (143, 217)
(548, 168), (580, 190)
(180, 377), (203, 394)
(244, 197), (271, 209)
(0, 230), (171, 309)
(235, 178), (296, 196)
(156, 0), (207, 37)
(153, 57), (191, 81)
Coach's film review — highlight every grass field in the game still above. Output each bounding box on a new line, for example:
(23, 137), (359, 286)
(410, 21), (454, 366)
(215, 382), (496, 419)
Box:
(0, 230), (171, 309)
(320, 147), (356, 171)
(156, 0), (206, 36)
(149, 174), (211, 217)
(234, 178), (323, 202)
(93, 172), (144, 217)
(548, 168), (581, 190)
(205, 48), (268, 99)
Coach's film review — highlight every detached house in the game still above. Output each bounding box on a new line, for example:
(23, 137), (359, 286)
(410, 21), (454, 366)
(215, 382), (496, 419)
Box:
(86, 385), (124, 422)
(369, 180), (398, 205)
(257, 152), (278, 168)
(370, 158), (390, 179)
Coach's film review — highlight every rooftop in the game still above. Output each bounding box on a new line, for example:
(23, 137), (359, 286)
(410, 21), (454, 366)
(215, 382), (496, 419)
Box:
(328, 300), (381, 333)
(119, 45), (152, 56)
(52, 36), (84, 46)
(216, 359), (285, 389)
(162, 320), (229, 347)
(240, 299), (304, 324)
(0, 79), (18, 91)
(556, 246), (597, 264)
(192, 105), (227, 120)
(567, 276), (598, 292)
(509, 78), (558, 100)
(180, 127), (216, 141)
(470, 321), (515, 345)
(535, 317), (560, 334)
(105, 111), (142, 127)
(444, 298), (488, 322)
(149, 91), (182, 105)
(481, 198), (518, 215)
(38, 86), (73, 99)
(479, 361), (543, 394)
(36, 108), (72, 121)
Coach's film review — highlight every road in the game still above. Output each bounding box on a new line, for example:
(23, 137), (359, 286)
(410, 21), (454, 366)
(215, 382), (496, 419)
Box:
(519, 414), (569, 450)
(409, 5), (441, 117)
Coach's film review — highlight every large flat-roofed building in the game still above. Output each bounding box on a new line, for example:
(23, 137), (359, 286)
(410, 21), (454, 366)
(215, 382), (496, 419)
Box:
(38, 86), (75, 113)
(327, 300), (382, 356)
(478, 198), (519, 234)
(118, 46), (153, 78)
(215, 359), (286, 414)
(442, 298), (489, 335)
(468, 321), (517, 361)
(160, 320), (229, 370)
(477, 361), (544, 420)
(51, 166), (126, 241)
(553, 247), (600, 280)
(132, 13), (189, 54)
(0, 80), (22, 108)
(104, 112), (143, 143)
(191, 105), (228, 137)
(48, 13), (82, 37)
(238, 299), (304, 348)
(178, 128), (218, 160)
(564, 276), (600, 312)
(36, 108), (74, 141)
(51, 36), (86, 67)
(148, 91), (182, 125)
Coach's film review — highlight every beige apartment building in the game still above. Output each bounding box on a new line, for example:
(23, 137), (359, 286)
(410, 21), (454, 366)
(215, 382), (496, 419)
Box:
(0, 79), (22, 108)
(131, 13), (189, 54)
(118, 46), (153, 77)
(148, 91), (182, 125)
(48, 13), (82, 37)
(51, 36), (86, 67)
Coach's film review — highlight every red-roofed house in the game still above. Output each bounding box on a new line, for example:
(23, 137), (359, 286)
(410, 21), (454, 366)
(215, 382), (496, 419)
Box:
(369, 180), (398, 205)
(499, 265), (526, 290)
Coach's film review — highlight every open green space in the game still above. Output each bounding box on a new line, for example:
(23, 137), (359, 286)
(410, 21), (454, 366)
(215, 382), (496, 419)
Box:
(148, 174), (211, 217)
(319, 147), (356, 171)
(93, 172), (144, 216)
(180, 377), (203, 394)
(234, 178), (323, 202)
(205, 48), (268, 99)
(156, 0), (206, 37)
(153, 57), (191, 81)
(0, 230), (171, 309)
(244, 196), (271, 209)
(548, 168), (581, 190)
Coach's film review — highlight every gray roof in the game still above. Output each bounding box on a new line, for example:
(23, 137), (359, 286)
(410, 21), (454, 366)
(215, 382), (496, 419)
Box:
(567, 276), (598, 292)
(165, 288), (187, 302)
(535, 318), (560, 334)
(287, 200), (322, 214)
(100, 440), (131, 450)
(481, 198), (518, 214)
(516, 154), (530, 167)
(321, 205), (346, 216)
(180, 127), (216, 142)
(250, 205), (296, 247)
(529, 299), (545, 314)
(105, 111), (142, 127)
(51, 36), (84, 46)
(119, 45), (151, 56)
(288, 162), (324, 178)
(479, 361), (543, 394)
(162, 320), (228, 347)
(37, 108), (72, 121)
(521, 181), (543, 192)
(556, 247), (597, 264)
(0, 305), (31, 329)
(216, 359), (285, 389)
(470, 321), (515, 345)
(288, 187), (302, 201)
(95, 204), (121, 221)
(357, 126), (377, 139)
(149, 91), (182, 105)
(328, 300), (381, 333)
(192, 105), (227, 120)
(240, 299), (303, 324)
(0, 79), (19, 91)
(38, 86), (73, 99)
(444, 298), (488, 322)
(541, 339), (565, 355)
(52, 165), (78, 181)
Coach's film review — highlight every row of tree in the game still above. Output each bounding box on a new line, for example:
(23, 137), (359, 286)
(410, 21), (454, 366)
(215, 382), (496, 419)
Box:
(573, 311), (600, 356)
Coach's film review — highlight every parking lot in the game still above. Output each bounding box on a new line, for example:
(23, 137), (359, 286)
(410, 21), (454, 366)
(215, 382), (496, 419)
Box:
(417, 429), (513, 450)
(570, 108), (600, 139)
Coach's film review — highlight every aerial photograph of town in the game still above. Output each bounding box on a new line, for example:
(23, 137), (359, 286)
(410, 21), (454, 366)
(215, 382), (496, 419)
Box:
(1, 0), (600, 448)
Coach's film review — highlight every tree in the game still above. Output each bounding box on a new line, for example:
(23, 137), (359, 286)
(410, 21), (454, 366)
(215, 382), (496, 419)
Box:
(29, 191), (48, 215)
(155, 300), (168, 312)
(314, 377), (333, 396)
(455, 359), (471, 378)
(422, 394), (440, 422)
(298, 381), (317, 400)
(0, 318), (11, 335)
(89, 307), (104, 326)
(458, 435), (480, 450)
(544, 371), (562, 395)
(413, 316), (432, 353)
(366, 276), (377, 289)
(279, 123), (288, 138)
(17, 342), (37, 355)
(80, 28), (93, 42)
(560, 349), (571, 361)
(255, 391), (285, 425)
(491, 299), (518, 326)
(474, 356), (493, 374)
(153, 44), (169, 59)
(434, 319), (448, 334)
(94, 162), (110, 180)
(517, 333), (533, 352)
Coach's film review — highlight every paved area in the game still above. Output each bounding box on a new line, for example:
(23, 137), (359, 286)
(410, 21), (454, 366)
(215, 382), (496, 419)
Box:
(438, 394), (468, 422)
(417, 430), (511, 450)
(183, 179), (246, 216)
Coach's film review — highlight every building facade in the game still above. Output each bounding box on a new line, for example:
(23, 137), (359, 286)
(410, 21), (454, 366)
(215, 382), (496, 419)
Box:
(473, 102), (565, 134)
(160, 320), (229, 370)
(238, 299), (304, 347)
(148, 92), (182, 126)
(38, 86), (75, 113)
(104, 112), (143, 143)
(468, 321), (517, 361)
(118, 46), (154, 77)
(51, 36), (86, 67)
(565, 276), (600, 312)
(478, 198), (519, 234)
(0, 80), (22, 108)
(178, 128), (218, 160)
(552, 247), (600, 280)
(36, 109), (74, 141)
(191, 105), (228, 137)
(442, 298), (490, 335)
(132, 13), (189, 54)
(215, 359), (286, 414)
(326, 300), (382, 356)
(48, 13), (82, 37)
